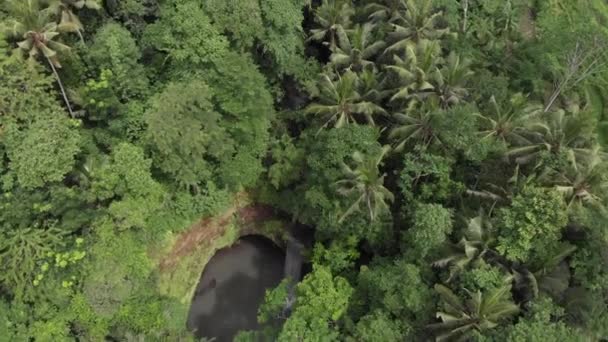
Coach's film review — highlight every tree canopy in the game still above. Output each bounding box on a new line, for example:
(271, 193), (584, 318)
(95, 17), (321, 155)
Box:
(1, 0), (607, 340)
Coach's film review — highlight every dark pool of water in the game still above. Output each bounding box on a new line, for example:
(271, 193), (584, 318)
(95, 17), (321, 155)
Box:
(186, 235), (285, 341)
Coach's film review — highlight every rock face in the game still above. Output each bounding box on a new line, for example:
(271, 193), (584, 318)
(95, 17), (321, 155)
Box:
(186, 235), (285, 342)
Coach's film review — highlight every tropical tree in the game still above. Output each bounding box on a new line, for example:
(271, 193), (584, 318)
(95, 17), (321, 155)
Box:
(357, 258), (434, 322)
(354, 310), (411, 341)
(429, 282), (520, 341)
(309, 0), (354, 52)
(389, 105), (442, 152)
(3, 0), (76, 117)
(512, 243), (577, 302)
(539, 148), (608, 209)
(432, 52), (474, 108)
(496, 187), (568, 264)
(357, 68), (391, 103)
(404, 202), (454, 261)
(330, 23), (386, 72)
(507, 110), (595, 165)
(335, 146), (394, 222)
(365, 0), (403, 23)
(385, 0), (447, 53)
(5, 114), (82, 189)
(0, 226), (65, 300)
(90, 143), (165, 230)
(278, 266), (353, 341)
(306, 71), (387, 129)
(433, 212), (498, 282)
(145, 77), (233, 190)
(399, 149), (463, 202)
(143, 0), (230, 68)
(44, 0), (101, 40)
(475, 94), (542, 145)
(505, 295), (590, 341)
(387, 39), (441, 103)
(88, 22), (150, 100)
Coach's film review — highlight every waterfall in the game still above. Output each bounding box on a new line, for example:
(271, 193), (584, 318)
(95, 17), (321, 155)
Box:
(281, 222), (311, 316)
(284, 233), (305, 279)
(282, 235), (303, 316)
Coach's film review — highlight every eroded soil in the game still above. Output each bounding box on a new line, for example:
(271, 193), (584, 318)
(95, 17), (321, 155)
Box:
(158, 198), (275, 272)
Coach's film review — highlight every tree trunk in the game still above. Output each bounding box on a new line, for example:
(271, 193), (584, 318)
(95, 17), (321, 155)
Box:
(462, 0), (469, 33)
(46, 57), (75, 118)
(544, 88), (562, 113)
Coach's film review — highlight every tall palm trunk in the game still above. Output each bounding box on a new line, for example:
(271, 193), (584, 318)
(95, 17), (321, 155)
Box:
(462, 0), (469, 32)
(46, 57), (74, 118)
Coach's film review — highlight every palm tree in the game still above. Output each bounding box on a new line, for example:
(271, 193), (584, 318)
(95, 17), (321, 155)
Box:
(512, 243), (577, 302)
(4, 0), (75, 117)
(365, 0), (403, 22)
(465, 164), (534, 204)
(330, 23), (386, 72)
(433, 212), (498, 282)
(387, 39), (441, 103)
(475, 94), (542, 146)
(44, 0), (101, 40)
(306, 71), (387, 130)
(432, 52), (474, 108)
(335, 146), (394, 222)
(309, 0), (354, 52)
(539, 148), (608, 209)
(507, 110), (595, 165)
(357, 68), (391, 103)
(385, 0), (448, 53)
(389, 102), (443, 152)
(428, 282), (520, 341)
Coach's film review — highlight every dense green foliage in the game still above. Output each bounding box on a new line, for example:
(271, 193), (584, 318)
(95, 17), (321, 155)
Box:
(1, 0), (607, 340)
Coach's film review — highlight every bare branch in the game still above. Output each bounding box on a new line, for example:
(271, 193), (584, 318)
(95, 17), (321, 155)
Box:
(544, 38), (608, 113)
